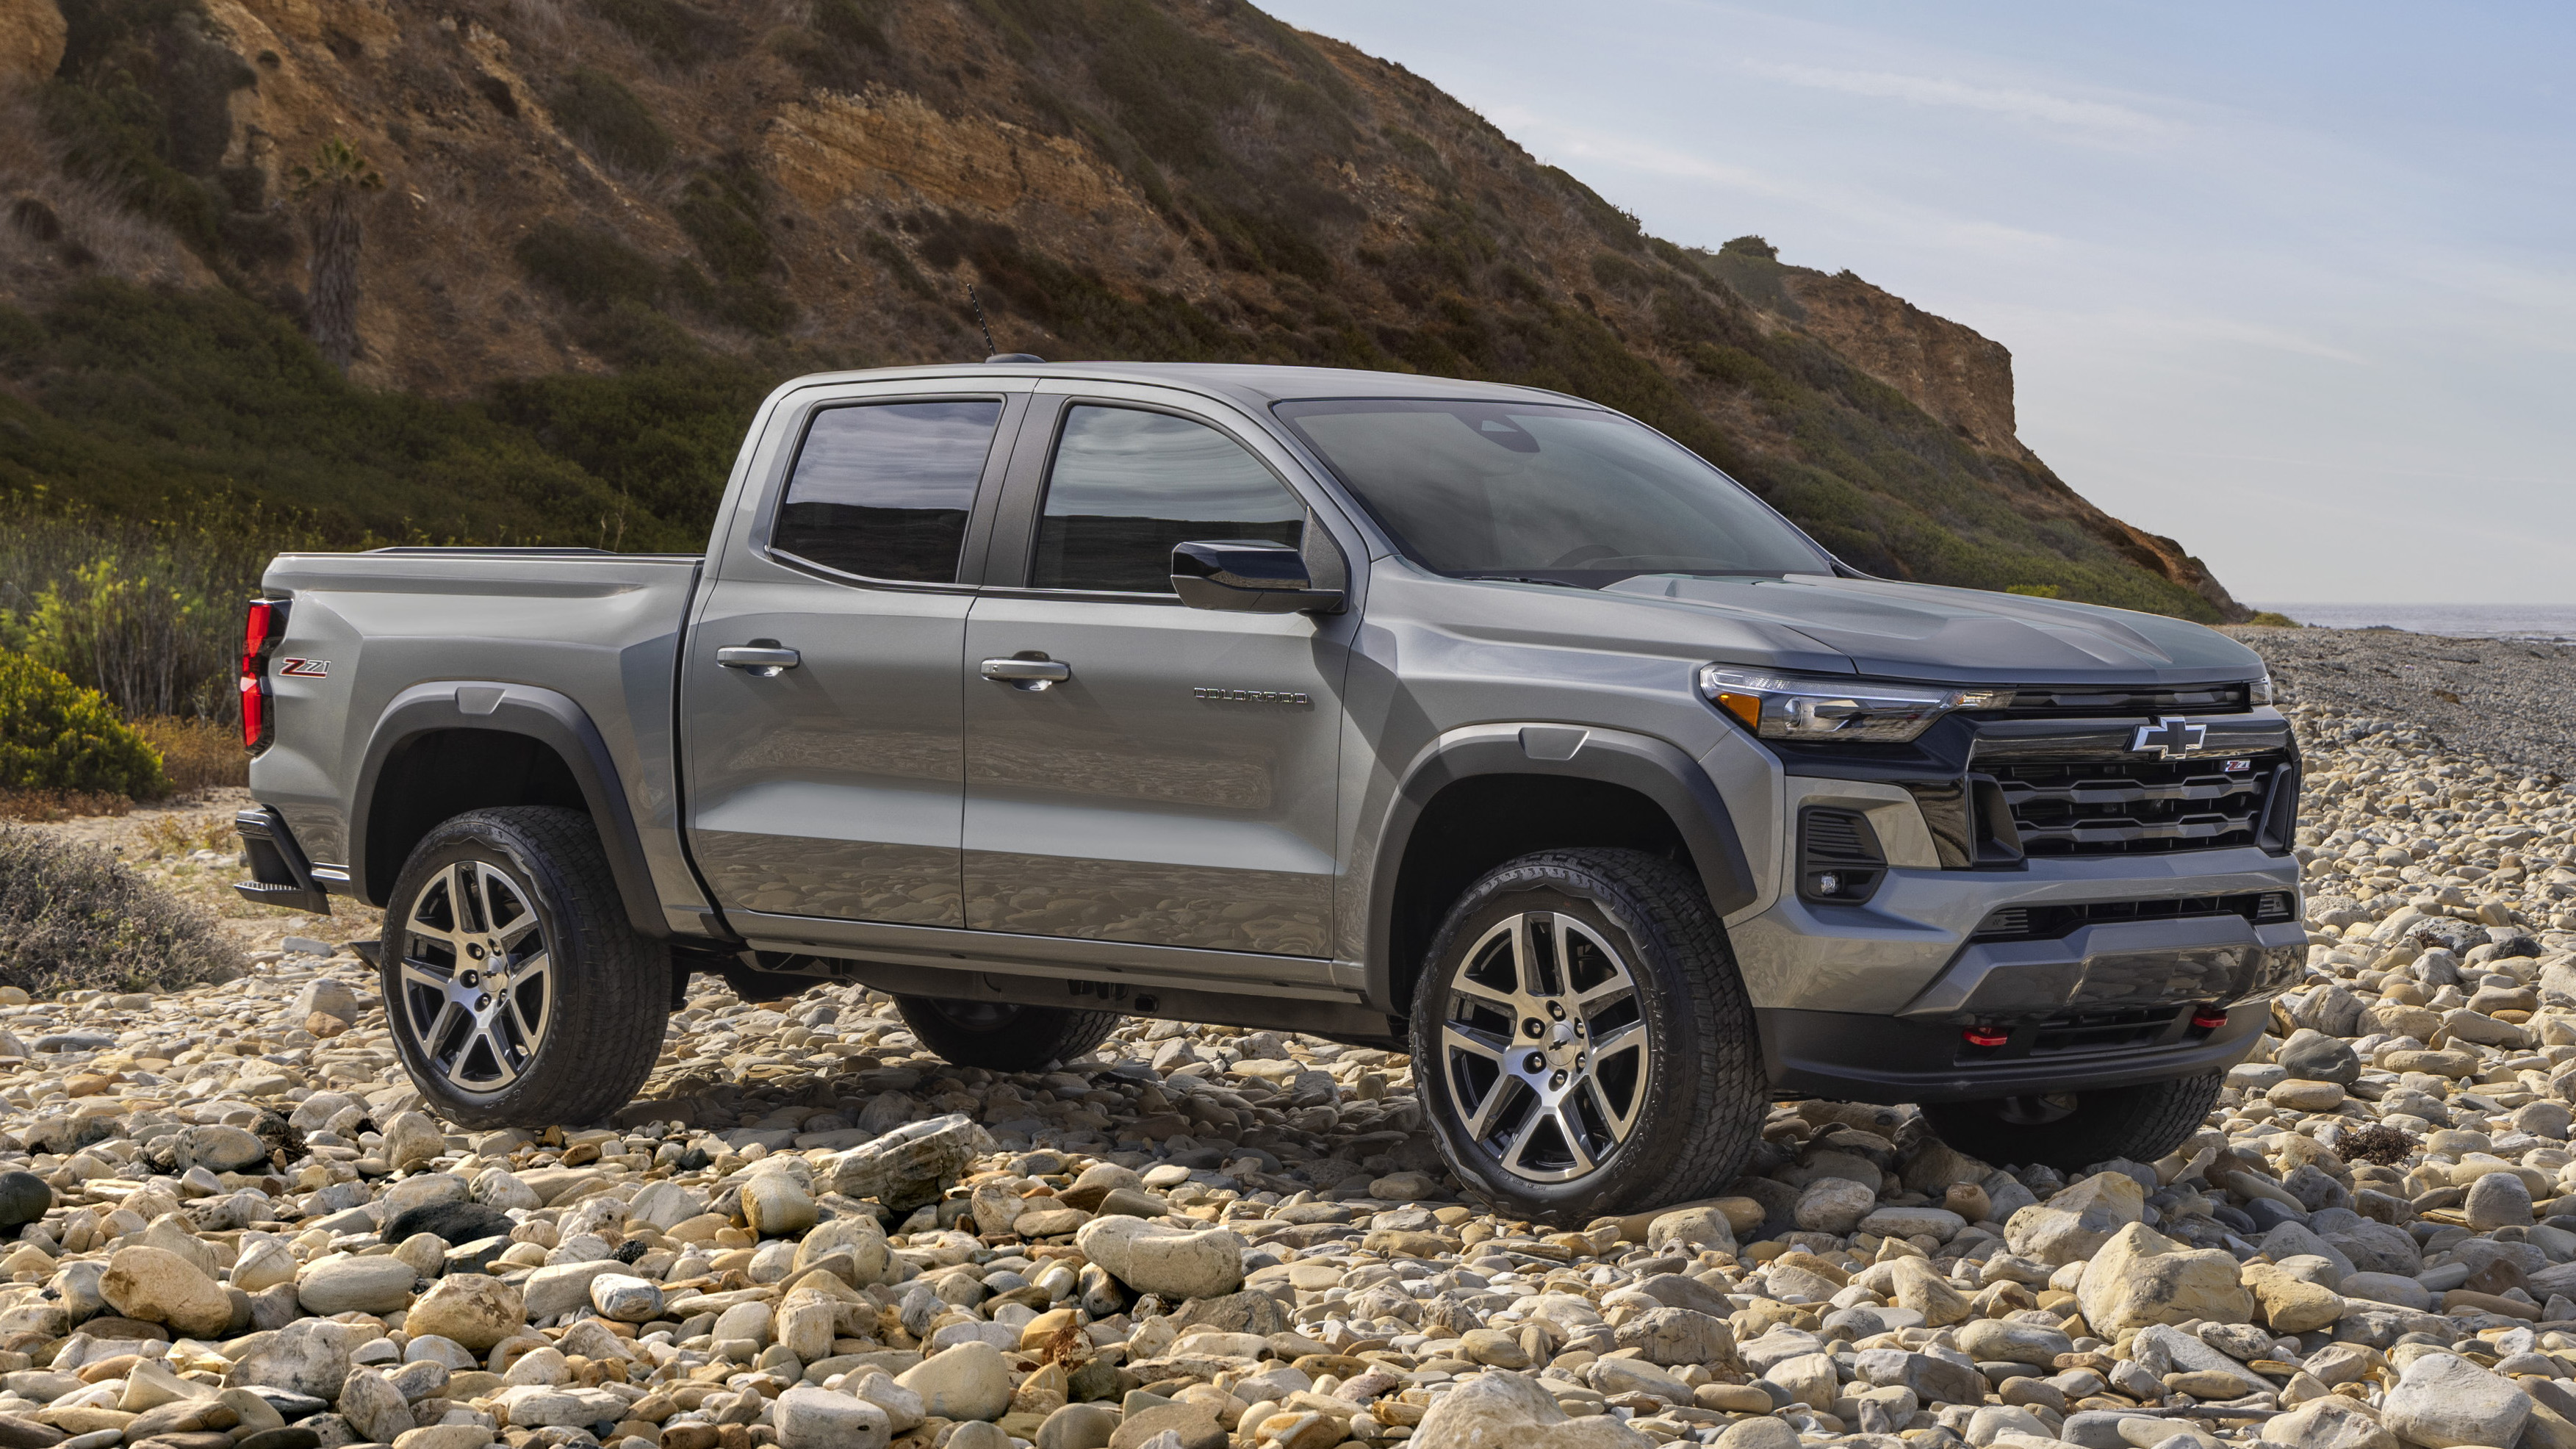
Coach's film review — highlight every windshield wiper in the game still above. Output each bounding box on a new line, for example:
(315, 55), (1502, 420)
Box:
(1459, 574), (1589, 589)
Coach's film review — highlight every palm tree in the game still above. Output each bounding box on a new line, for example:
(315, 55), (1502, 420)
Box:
(290, 137), (385, 372)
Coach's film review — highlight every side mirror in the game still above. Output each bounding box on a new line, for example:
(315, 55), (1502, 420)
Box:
(1170, 540), (1345, 614)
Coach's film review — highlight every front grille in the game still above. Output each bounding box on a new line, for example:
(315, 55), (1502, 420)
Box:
(1971, 891), (2296, 943)
(1977, 683), (2256, 718)
(1986, 754), (2287, 855)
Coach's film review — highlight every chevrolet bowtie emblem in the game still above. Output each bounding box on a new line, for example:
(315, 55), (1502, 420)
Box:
(2131, 716), (2208, 759)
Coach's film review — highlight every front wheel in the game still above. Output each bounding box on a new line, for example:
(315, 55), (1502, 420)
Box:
(381, 807), (669, 1128)
(1921, 1072), (2223, 1173)
(894, 996), (1122, 1071)
(1411, 848), (1766, 1223)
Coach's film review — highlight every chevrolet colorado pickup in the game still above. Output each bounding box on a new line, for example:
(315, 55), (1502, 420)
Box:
(234, 361), (2303, 1219)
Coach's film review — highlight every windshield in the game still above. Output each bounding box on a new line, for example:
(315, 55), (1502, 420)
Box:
(1273, 398), (1832, 586)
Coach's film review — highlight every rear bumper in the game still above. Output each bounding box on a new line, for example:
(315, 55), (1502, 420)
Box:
(234, 807), (332, 915)
(1760, 997), (2268, 1104)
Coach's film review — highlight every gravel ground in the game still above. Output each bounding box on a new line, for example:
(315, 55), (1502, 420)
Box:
(8, 677), (2576, 1449)
(2230, 627), (2576, 780)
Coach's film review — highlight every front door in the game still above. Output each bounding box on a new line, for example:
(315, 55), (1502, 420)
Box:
(962, 398), (1350, 957)
(683, 391), (1015, 927)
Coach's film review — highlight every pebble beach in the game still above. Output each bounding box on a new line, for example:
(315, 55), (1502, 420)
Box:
(2, 628), (2575, 1449)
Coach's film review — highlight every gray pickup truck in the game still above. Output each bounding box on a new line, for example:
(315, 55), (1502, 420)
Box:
(234, 360), (2303, 1219)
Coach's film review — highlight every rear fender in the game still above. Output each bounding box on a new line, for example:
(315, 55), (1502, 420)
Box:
(351, 682), (667, 939)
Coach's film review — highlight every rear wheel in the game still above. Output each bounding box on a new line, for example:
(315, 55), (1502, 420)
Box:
(1921, 1072), (2223, 1172)
(1411, 847), (1766, 1223)
(381, 807), (669, 1128)
(895, 996), (1122, 1071)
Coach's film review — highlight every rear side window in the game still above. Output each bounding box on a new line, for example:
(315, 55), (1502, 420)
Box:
(770, 399), (1003, 583)
(1031, 405), (1304, 593)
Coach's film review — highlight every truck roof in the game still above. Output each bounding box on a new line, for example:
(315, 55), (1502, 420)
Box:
(772, 361), (1602, 411)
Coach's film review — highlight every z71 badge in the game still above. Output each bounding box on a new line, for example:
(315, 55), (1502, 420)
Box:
(278, 658), (331, 677)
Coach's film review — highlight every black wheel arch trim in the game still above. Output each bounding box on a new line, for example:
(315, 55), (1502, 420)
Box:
(350, 681), (669, 940)
(1364, 724), (1756, 1013)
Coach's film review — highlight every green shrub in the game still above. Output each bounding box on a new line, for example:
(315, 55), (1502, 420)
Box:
(0, 827), (241, 996)
(2005, 583), (2063, 599)
(0, 650), (168, 797)
(2245, 611), (2299, 628)
(590, 0), (738, 67)
(514, 220), (669, 311)
(0, 281), (686, 550)
(546, 68), (672, 173)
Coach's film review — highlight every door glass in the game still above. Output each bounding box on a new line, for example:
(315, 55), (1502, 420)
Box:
(770, 400), (1003, 583)
(1031, 406), (1304, 593)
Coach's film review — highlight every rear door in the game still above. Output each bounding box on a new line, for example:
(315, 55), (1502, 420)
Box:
(681, 384), (1023, 927)
(960, 389), (1354, 960)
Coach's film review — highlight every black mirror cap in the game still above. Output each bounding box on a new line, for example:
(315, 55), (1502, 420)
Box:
(1170, 540), (1346, 614)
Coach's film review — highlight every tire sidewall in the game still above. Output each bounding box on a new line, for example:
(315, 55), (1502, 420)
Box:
(1410, 859), (1711, 1223)
(381, 814), (597, 1128)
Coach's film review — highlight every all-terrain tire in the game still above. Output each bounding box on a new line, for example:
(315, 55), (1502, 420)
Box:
(1410, 847), (1767, 1224)
(381, 807), (669, 1129)
(1921, 1071), (2224, 1172)
(895, 997), (1123, 1071)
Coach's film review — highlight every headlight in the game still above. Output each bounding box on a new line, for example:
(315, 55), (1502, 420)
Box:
(2248, 673), (2275, 706)
(1698, 666), (2012, 743)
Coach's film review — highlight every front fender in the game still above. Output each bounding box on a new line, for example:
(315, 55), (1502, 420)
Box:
(1363, 722), (1756, 1010)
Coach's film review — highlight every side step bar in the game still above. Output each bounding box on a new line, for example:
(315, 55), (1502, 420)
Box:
(234, 807), (333, 915)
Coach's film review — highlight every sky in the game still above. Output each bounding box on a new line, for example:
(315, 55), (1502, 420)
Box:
(1257, 0), (2576, 607)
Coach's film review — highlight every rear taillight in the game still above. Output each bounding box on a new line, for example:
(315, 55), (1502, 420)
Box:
(240, 600), (288, 752)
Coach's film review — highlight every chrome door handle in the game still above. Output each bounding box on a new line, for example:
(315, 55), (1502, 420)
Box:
(981, 657), (1071, 691)
(716, 645), (802, 677)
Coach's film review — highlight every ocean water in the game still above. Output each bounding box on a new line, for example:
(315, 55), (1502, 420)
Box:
(2253, 603), (2576, 643)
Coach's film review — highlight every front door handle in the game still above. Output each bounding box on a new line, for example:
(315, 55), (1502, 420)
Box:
(716, 644), (802, 677)
(981, 657), (1071, 691)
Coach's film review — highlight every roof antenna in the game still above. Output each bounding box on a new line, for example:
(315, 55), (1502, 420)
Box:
(967, 283), (1045, 364)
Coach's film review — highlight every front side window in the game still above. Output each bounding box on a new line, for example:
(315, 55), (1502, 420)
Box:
(1032, 405), (1305, 593)
(770, 399), (1003, 583)
(1274, 398), (1830, 586)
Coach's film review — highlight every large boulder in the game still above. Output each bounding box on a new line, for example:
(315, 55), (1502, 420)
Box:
(2004, 1171), (2144, 1266)
(895, 1342), (1013, 1423)
(2076, 1223), (2253, 1334)
(101, 1245), (234, 1338)
(2381, 1353), (2532, 1449)
(824, 1115), (994, 1211)
(2261, 1398), (2397, 1449)
(1075, 1217), (1246, 1300)
(0, 0), (65, 87)
(403, 1275), (525, 1352)
(1411, 1370), (1653, 1449)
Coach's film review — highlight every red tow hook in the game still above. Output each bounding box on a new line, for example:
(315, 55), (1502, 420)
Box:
(1961, 1024), (2010, 1049)
(2190, 1004), (2231, 1030)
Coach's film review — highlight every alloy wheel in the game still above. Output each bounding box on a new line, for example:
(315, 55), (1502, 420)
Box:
(1437, 910), (1652, 1183)
(396, 860), (553, 1097)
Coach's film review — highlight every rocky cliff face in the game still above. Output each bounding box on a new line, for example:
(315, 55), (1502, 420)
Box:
(0, 0), (2245, 620)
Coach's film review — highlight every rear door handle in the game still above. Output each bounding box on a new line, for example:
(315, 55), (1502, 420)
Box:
(981, 657), (1071, 691)
(716, 645), (802, 677)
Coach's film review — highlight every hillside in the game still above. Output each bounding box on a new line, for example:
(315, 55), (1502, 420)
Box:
(0, 0), (2244, 619)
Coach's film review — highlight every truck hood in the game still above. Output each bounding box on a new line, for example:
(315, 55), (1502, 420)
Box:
(1600, 572), (2263, 686)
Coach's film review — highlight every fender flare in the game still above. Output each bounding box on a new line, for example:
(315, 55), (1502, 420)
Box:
(1364, 723), (1757, 1011)
(350, 681), (668, 938)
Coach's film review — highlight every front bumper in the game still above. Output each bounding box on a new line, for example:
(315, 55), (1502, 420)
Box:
(1730, 845), (2303, 1101)
(1760, 997), (2270, 1104)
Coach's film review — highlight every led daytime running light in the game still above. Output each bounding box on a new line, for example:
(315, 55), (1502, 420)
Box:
(1697, 665), (2011, 744)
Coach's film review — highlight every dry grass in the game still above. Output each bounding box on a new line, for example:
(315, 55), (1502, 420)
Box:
(134, 716), (247, 796)
(0, 92), (211, 307)
(0, 826), (244, 996)
(0, 788), (133, 822)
